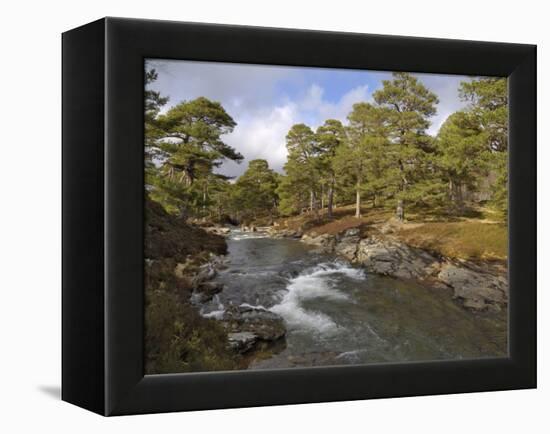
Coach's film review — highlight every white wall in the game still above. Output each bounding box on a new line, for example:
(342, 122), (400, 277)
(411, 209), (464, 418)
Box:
(0, 0), (546, 432)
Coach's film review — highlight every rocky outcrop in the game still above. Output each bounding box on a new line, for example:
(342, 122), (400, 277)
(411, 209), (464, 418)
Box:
(437, 263), (507, 311)
(299, 228), (507, 312)
(219, 305), (286, 353)
(301, 231), (336, 248)
(267, 227), (303, 239)
(357, 236), (507, 311)
(192, 281), (225, 303)
(203, 226), (231, 236)
(178, 255), (229, 303)
(356, 235), (439, 280)
(334, 228), (361, 260)
(227, 332), (259, 353)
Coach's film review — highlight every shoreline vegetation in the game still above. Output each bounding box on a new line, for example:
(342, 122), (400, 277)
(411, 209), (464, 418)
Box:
(144, 68), (508, 374)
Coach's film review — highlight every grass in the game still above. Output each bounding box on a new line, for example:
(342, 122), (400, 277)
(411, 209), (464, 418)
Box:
(396, 203), (507, 261)
(396, 221), (507, 261)
(274, 203), (507, 262)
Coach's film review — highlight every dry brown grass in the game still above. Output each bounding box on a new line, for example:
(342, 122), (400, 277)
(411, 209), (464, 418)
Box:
(395, 221), (508, 261)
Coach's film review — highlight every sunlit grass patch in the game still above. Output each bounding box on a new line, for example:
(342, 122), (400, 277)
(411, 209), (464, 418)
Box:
(396, 221), (507, 261)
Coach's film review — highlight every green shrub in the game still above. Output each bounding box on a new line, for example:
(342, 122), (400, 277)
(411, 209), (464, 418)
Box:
(145, 289), (238, 374)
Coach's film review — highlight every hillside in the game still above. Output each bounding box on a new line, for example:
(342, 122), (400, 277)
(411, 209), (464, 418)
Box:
(144, 198), (238, 374)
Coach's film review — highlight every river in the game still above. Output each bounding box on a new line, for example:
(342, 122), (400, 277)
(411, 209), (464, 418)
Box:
(199, 230), (507, 369)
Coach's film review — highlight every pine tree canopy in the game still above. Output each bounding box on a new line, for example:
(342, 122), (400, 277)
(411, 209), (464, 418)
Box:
(144, 67), (508, 222)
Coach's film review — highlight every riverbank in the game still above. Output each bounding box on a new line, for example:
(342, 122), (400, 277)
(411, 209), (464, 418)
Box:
(264, 206), (508, 312)
(144, 199), (289, 374)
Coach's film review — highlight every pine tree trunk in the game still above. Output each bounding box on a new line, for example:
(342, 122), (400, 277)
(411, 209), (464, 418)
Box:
(202, 184), (207, 215)
(397, 159), (407, 221)
(449, 179), (465, 214)
(355, 179), (361, 218)
(396, 199), (404, 221)
(327, 181), (334, 218)
(312, 190), (319, 219)
(456, 182), (464, 215)
(310, 189), (314, 213)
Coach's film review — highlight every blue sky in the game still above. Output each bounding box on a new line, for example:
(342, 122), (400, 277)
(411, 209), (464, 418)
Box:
(146, 59), (473, 177)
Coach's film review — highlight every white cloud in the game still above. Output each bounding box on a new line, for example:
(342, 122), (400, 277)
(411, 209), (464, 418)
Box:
(218, 84), (371, 177)
(222, 104), (298, 176)
(146, 59), (300, 115)
(415, 73), (471, 135)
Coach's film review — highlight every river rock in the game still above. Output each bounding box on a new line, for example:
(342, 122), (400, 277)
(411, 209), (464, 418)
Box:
(268, 227), (302, 239)
(437, 263), (508, 311)
(301, 232), (336, 250)
(354, 235), (508, 311)
(333, 229), (362, 261)
(356, 237), (438, 280)
(220, 305), (286, 353)
(203, 226), (231, 236)
(343, 228), (361, 237)
(227, 332), (258, 353)
(192, 262), (217, 285)
(192, 281), (224, 303)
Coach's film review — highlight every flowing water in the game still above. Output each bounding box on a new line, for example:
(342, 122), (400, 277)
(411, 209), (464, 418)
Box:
(200, 230), (507, 369)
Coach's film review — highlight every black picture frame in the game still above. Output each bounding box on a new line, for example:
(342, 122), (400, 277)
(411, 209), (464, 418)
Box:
(62, 17), (536, 416)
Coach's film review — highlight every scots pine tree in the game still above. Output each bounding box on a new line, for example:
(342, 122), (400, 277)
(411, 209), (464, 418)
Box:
(459, 77), (508, 215)
(315, 119), (346, 218)
(373, 72), (439, 220)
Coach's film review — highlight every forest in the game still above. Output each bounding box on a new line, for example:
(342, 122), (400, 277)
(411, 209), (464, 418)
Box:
(145, 70), (508, 226)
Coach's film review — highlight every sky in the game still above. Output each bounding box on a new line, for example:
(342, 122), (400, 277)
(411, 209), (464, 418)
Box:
(146, 59), (473, 178)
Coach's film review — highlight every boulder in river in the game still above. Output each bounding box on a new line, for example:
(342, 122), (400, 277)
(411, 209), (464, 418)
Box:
(220, 305), (286, 354)
(192, 281), (225, 303)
